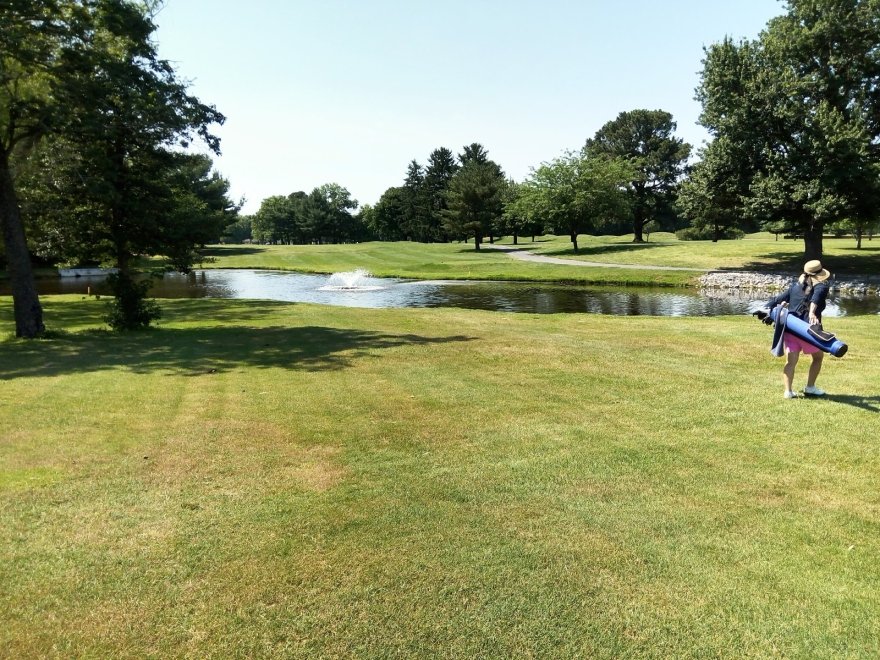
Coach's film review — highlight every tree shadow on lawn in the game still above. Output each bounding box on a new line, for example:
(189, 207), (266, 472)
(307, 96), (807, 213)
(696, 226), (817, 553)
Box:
(25, 299), (300, 330)
(717, 246), (880, 275)
(538, 243), (664, 258)
(0, 325), (476, 379)
(200, 245), (267, 257)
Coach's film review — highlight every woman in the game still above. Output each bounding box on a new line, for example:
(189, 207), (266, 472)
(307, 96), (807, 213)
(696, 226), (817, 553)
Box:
(766, 260), (832, 399)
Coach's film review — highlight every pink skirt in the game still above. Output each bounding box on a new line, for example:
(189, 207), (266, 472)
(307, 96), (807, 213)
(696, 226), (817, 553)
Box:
(784, 332), (820, 354)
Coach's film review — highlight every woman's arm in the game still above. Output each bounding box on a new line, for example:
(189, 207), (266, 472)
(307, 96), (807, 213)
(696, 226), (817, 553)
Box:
(808, 282), (829, 324)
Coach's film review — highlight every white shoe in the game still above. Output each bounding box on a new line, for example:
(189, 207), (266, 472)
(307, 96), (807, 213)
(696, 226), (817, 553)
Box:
(803, 385), (826, 396)
(784, 391), (797, 399)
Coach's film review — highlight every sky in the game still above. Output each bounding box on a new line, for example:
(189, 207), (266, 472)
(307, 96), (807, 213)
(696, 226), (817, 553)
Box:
(153, 0), (784, 214)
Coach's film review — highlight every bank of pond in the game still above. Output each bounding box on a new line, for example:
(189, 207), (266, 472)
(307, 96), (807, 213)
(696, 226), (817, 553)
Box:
(6, 268), (879, 317)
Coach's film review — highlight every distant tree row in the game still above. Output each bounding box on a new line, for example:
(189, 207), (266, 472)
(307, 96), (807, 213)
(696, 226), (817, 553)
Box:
(359, 143), (510, 250)
(245, 184), (366, 245)
(354, 116), (691, 253)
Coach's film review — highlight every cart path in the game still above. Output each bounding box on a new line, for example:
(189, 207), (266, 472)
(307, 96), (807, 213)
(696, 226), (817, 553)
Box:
(484, 244), (705, 272)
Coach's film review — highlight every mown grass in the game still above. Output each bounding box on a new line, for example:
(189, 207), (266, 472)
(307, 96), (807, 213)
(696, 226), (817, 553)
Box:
(2, 296), (879, 657)
(172, 233), (880, 288)
(507, 232), (880, 273)
(185, 241), (696, 287)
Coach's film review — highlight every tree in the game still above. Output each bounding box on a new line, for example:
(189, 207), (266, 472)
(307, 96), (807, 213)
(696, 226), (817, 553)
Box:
(313, 183), (360, 243)
(152, 154), (240, 272)
(252, 195), (294, 244)
(61, 5), (223, 272)
(585, 109), (691, 243)
(422, 147), (459, 242)
(442, 148), (506, 251)
(223, 215), (252, 243)
(697, 1), (880, 259)
(2, 1), (224, 332)
(513, 151), (634, 253)
(400, 159), (430, 241)
(460, 142), (490, 166)
(24, 147), (237, 268)
(0, 0), (82, 337)
(363, 187), (408, 241)
(831, 216), (880, 249)
(498, 179), (544, 244)
(675, 138), (747, 242)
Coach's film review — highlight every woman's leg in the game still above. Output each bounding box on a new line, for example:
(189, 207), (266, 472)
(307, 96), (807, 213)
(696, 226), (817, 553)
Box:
(783, 347), (800, 394)
(807, 351), (824, 387)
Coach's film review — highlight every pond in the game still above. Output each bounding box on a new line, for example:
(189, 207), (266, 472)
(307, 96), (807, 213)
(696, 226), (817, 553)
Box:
(12, 269), (880, 317)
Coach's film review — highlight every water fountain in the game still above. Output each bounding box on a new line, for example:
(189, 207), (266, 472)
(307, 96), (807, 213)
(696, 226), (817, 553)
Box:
(318, 268), (385, 292)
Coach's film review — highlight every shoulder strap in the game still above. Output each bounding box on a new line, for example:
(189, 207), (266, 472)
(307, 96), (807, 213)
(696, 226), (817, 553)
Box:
(794, 279), (813, 317)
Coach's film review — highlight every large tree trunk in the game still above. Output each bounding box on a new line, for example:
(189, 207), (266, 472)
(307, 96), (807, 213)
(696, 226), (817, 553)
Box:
(570, 232), (579, 253)
(803, 222), (824, 261)
(474, 234), (482, 251)
(0, 151), (44, 338)
(631, 210), (646, 243)
(631, 188), (647, 243)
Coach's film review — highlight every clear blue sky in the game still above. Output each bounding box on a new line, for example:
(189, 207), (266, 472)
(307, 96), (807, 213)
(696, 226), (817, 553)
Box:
(154, 0), (783, 214)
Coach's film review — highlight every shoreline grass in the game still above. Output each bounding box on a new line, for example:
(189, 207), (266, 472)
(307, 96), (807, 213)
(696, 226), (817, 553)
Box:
(190, 240), (699, 287)
(2, 296), (879, 657)
(182, 233), (879, 287)
(5, 233), (879, 289)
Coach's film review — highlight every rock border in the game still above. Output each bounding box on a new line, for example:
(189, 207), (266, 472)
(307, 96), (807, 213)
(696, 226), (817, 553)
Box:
(699, 271), (880, 296)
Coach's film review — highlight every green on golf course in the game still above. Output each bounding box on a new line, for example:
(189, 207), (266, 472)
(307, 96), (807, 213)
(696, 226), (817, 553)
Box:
(2, 238), (879, 657)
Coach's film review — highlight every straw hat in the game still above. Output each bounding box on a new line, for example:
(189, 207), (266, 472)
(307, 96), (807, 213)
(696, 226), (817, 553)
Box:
(803, 259), (831, 282)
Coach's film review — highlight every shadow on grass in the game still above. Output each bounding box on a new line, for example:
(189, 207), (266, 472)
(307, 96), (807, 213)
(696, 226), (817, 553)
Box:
(821, 393), (880, 413)
(22, 298), (302, 330)
(452, 245), (507, 254)
(200, 246), (267, 258)
(714, 245), (880, 275)
(0, 325), (476, 379)
(539, 243), (664, 258)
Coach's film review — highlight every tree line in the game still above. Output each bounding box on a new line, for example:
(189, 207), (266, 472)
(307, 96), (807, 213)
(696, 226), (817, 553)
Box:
(248, 120), (691, 255)
(246, 0), (880, 260)
(4, 0), (880, 338)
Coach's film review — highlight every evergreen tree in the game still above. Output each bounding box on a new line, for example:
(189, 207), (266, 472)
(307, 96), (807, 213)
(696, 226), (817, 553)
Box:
(423, 147), (459, 241)
(442, 153), (506, 251)
(2, 1), (224, 332)
(401, 160), (430, 241)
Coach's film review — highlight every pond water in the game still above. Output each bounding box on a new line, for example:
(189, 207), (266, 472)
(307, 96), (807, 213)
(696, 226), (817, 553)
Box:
(13, 269), (880, 316)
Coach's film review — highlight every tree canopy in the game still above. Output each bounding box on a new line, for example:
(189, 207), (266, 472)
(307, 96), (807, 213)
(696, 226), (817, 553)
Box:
(585, 109), (691, 243)
(512, 151), (634, 253)
(442, 160), (505, 250)
(696, 0), (880, 259)
(251, 185), (365, 245)
(2, 0), (226, 335)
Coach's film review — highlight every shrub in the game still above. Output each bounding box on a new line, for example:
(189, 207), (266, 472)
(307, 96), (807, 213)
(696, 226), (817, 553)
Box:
(104, 272), (161, 331)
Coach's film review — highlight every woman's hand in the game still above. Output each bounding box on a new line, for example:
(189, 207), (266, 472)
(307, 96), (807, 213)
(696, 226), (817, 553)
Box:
(809, 314), (819, 326)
